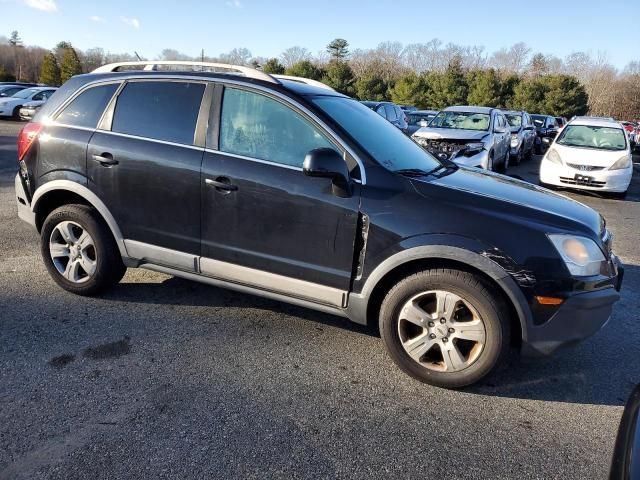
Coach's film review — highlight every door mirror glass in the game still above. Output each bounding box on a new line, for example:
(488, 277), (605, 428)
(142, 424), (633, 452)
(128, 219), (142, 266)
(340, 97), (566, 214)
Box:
(303, 148), (352, 197)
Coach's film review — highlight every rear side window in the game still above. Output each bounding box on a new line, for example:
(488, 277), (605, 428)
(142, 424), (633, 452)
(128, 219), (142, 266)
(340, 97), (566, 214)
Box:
(385, 104), (397, 121)
(112, 81), (205, 145)
(56, 83), (118, 128)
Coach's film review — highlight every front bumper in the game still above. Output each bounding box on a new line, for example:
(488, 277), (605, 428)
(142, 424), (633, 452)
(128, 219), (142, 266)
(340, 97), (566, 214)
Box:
(522, 258), (624, 356)
(540, 158), (632, 193)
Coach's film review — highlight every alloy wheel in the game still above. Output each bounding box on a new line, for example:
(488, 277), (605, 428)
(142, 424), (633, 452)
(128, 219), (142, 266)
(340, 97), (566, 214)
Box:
(397, 290), (486, 372)
(49, 221), (97, 283)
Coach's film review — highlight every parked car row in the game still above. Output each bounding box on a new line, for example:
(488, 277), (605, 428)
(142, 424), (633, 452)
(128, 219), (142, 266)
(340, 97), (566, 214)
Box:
(0, 83), (57, 120)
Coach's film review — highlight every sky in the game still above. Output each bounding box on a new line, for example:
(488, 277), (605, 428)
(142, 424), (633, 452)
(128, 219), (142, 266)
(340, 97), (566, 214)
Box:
(1, 0), (638, 69)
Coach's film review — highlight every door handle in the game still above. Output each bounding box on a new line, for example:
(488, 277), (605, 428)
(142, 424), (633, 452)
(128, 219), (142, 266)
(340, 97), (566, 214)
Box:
(92, 153), (118, 166)
(205, 177), (238, 192)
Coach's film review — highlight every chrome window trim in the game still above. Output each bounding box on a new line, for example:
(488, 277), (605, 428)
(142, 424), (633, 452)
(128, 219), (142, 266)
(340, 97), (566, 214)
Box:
(96, 129), (205, 151)
(204, 148), (302, 172)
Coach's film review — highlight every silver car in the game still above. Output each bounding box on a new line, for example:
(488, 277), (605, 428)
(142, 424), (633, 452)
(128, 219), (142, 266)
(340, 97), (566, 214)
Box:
(503, 111), (537, 165)
(412, 106), (512, 172)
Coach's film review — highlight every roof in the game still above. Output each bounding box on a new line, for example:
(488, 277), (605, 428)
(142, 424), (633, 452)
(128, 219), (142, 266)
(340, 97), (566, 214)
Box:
(568, 117), (623, 128)
(444, 105), (495, 114)
(502, 110), (525, 115)
(360, 100), (393, 107)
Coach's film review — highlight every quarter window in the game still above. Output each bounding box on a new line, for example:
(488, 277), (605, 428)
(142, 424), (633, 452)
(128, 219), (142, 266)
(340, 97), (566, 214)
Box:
(56, 83), (118, 129)
(219, 87), (335, 168)
(112, 81), (205, 145)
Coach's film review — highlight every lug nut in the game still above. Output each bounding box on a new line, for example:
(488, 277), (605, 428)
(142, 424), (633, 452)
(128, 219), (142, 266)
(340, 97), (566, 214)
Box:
(442, 337), (448, 342)
(429, 333), (436, 339)
(448, 327), (455, 334)
(428, 321), (435, 327)
(440, 318), (446, 324)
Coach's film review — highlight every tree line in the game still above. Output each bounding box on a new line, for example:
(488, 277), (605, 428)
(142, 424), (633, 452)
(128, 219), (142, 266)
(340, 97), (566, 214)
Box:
(1, 32), (638, 120)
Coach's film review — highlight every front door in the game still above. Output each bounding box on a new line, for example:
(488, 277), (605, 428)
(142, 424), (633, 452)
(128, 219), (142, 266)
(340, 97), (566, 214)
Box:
(200, 85), (360, 300)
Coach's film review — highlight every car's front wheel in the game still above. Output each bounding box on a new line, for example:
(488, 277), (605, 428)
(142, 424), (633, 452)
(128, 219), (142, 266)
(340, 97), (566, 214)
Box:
(40, 204), (126, 296)
(379, 269), (511, 388)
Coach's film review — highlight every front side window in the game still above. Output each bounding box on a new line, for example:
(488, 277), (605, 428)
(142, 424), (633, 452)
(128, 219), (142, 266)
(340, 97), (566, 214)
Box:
(312, 95), (441, 173)
(531, 115), (545, 127)
(219, 87), (335, 168)
(112, 81), (205, 145)
(430, 111), (491, 131)
(12, 88), (39, 99)
(384, 104), (397, 121)
(557, 125), (627, 151)
(56, 83), (119, 128)
(376, 105), (386, 118)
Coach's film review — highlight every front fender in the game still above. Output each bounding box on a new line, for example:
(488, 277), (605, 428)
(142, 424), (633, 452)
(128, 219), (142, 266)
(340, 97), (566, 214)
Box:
(346, 237), (533, 344)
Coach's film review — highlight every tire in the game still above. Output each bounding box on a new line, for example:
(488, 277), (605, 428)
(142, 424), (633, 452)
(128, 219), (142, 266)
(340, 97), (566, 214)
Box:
(525, 144), (534, 161)
(534, 140), (542, 155)
(499, 149), (510, 173)
(379, 268), (511, 389)
(512, 147), (523, 166)
(40, 204), (126, 296)
(12, 106), (21, 120)
(609, 191), (628, 200)
(486, 152), (494, 171)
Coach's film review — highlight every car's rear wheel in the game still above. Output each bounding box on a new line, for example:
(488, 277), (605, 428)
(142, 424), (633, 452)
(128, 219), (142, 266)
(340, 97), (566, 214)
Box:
(40, 204), (126, 295)
(12, 106), (21, 120)
(379, 269), (510, 389)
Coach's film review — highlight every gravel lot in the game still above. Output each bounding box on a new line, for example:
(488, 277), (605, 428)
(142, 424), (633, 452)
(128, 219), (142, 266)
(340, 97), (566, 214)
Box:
(0, 119), (638, 479)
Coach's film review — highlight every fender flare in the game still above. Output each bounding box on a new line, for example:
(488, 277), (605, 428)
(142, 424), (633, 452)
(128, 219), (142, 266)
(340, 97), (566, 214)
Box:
(31, 180), (128, 258)
(347, 245), (532, 342)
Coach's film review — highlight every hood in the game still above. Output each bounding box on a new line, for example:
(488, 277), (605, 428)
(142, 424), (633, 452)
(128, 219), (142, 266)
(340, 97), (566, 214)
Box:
(21, 100), (44, 108)
(413, 127), (488, 142)
(509, 126), (520, 134)
(412, 167), (602, 235)
(553, 143), (628, 167)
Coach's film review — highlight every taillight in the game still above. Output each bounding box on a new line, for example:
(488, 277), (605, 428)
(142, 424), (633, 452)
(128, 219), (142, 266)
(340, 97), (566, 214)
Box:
(17, 122), (43, 162)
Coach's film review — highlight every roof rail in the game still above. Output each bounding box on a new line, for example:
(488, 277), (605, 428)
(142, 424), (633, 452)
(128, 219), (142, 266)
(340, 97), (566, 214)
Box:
(272, 75), (335, 91)
(91, 61), (278, 84)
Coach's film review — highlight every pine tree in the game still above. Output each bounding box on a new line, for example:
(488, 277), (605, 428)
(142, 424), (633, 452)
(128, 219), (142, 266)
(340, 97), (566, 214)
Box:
(327, 39), (349, 60)
(285, 60), (323, 80)
(39, 52), (61, 86)
(60, 47), (82, 83)
(262, 58), (285, 74)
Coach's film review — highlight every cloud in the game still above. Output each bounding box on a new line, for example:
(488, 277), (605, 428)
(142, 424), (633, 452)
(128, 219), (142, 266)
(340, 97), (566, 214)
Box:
(225, 0), (241, 7)
(89, 15), (104, 22)
(23, 0), (57, 12)
(121, 16), (140, 29)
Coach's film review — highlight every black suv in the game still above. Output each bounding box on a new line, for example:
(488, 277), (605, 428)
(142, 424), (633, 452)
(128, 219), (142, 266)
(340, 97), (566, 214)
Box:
(15, 62), (623, 388)
(531, 114), (560, 154)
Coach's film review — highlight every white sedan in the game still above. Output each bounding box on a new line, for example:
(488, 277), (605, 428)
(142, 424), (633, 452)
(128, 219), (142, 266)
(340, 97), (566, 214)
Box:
(0, 86), (57, 119)
(540, 117), (633, 197)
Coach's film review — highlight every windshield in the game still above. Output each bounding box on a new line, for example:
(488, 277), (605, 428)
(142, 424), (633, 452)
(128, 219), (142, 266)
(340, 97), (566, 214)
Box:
(407, 113), (436, 126)
(505, 114), (522, 128)
(312, 96), (441, 173)
(430, 111), (490, 131)
(11, 88), (38, 99)
(557, 125), (627, 151)
(531, 115), (545, 127)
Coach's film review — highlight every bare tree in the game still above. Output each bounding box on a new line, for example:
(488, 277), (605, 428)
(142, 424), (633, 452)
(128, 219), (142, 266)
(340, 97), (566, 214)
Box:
(280, 46), (311, 68)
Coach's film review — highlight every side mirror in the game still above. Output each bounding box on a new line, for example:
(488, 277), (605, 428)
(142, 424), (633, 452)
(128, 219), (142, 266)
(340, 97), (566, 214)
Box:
(610, 384), (640, 479)
(303, 148), (352, 198)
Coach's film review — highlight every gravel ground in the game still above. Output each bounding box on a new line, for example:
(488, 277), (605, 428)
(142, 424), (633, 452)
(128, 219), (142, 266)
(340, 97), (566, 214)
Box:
(0, 119), (639, 479)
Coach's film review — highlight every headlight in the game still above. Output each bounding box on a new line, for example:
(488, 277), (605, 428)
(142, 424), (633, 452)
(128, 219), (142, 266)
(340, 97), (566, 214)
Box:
(510, 134), (519, 148)
(609, 155), (631, 170)
(545, 148), (562, 165)
(548, 234), (606, 276)
(465, 142), (484, 152)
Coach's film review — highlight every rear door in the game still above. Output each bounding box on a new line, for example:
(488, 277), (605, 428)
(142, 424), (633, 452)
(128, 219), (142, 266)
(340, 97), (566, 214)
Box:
(200, 85), (360, 299)
(87, 80), (206, 264)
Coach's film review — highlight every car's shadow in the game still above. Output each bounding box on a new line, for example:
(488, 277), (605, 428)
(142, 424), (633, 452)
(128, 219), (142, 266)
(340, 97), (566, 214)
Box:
(101, 264), (640, 407)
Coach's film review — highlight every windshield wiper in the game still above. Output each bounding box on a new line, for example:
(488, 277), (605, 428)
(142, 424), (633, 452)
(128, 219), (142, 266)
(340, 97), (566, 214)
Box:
(394, 168), (431, 177)
(395, 164), (451, 177)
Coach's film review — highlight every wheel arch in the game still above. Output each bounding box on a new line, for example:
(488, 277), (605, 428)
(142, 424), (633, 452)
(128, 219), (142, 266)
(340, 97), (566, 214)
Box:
(347, 245), (532, 347)
(31, 180), (128, 258)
